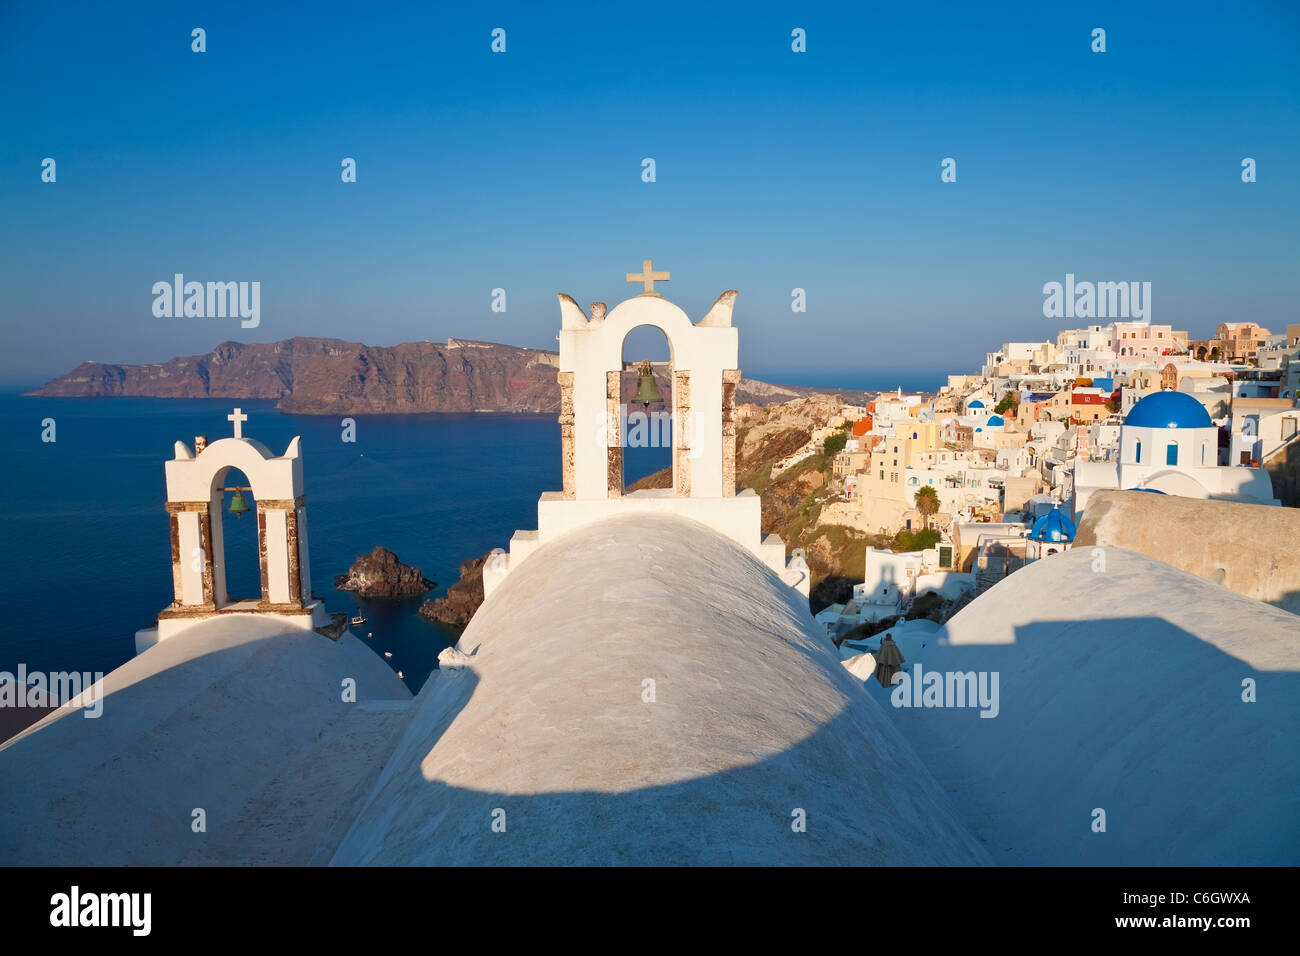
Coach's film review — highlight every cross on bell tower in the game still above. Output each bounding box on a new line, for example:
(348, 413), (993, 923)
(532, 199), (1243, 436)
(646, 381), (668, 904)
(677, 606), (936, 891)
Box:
(626, 259), (670, 296)
(227, 407), (248, 439)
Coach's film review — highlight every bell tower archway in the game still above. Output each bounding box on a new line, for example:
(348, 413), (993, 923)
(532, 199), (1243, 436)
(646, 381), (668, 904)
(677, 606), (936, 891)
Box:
(141, 408), (326, 648)
(485, 263), (809, 599)
(557, 261), (740, 502)
(617, 324), (675, 493)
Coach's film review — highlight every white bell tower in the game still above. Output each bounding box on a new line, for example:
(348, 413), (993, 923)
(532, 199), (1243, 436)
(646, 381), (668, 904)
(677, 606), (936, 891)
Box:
(483, 263), (810, 598)
(135, 408), (329, 652)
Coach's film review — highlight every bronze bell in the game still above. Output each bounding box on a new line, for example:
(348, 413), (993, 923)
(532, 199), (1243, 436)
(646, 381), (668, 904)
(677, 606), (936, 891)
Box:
(632, 360), (664, 410)
(227, 489), (251, 517)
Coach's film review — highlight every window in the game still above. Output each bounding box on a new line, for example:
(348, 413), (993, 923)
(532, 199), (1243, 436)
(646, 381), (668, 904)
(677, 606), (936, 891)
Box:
(1135, 440), (1142, 463)
(1284, 417), (1299, 440)
(939, 546), (953, 568)
(1166, 443), (1178, 466)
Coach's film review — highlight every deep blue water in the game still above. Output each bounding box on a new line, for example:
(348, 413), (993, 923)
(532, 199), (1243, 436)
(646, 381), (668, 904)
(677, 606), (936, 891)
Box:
(0, 395), (669, 691)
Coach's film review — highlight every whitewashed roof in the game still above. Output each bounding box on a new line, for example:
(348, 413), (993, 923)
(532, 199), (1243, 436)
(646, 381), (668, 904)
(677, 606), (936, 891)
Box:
(882, 546), (1300, 865)
(334, 514), (988, 865)
(0, 616), (410, 865)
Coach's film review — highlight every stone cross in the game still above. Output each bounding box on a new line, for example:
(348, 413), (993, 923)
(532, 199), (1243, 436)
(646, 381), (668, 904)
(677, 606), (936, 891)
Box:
(227, 407), (247, 439)
(626, 259), (670, 295)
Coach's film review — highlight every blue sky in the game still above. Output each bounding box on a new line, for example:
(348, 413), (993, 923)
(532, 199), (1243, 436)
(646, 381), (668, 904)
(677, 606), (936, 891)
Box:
(2, 0), (1298, 389)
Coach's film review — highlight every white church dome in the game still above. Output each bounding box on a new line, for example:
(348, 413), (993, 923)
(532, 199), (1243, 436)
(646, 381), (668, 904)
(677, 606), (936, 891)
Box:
(1125, 390), (1212, 429)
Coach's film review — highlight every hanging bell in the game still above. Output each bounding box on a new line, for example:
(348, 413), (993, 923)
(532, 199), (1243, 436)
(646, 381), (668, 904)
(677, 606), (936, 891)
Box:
(228, 489), (251, 517)
(632, 360), (664, 410)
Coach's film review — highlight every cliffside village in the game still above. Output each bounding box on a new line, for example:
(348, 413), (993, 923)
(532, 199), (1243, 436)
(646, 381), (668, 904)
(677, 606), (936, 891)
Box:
(788, 321), (1300, 642)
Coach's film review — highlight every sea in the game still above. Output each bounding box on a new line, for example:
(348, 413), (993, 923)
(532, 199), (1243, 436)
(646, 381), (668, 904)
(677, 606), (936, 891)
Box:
(0, 394), (670, 692)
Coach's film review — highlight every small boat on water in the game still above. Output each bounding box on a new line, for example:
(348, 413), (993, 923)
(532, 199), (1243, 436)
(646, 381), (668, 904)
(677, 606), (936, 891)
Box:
(366, 632), (373, 638)
(384, 651), (393, 659)
(350, 614), (367, 626)
(396, 671), (404, 679)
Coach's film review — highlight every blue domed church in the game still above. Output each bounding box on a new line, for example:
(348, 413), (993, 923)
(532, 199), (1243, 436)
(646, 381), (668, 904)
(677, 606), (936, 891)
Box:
(1027, 505), (1077, 559)
(1072, 389), (1279, 515)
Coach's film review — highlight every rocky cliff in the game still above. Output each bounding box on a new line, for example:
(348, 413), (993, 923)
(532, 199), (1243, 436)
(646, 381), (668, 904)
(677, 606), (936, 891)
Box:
(30, 337), (869, 413)
(418, 555), (487, 628)
(334, 546), (435, 598)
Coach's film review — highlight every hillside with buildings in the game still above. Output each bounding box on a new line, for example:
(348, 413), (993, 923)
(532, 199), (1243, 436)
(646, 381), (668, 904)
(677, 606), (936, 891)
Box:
(808, 319), (1300, 647)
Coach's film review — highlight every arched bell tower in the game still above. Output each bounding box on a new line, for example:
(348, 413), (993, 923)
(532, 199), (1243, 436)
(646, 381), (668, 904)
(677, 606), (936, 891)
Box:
(484, 263), (810, 598)
(136, 408), (328, 651)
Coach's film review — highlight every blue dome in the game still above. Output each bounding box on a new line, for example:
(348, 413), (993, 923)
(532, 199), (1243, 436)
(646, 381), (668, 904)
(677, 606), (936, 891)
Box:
(987, 415), (1005, 427)
(968, 399), (985, 409)
(1125, 391), (1211, 429)
(1030, 507), (1077, 543)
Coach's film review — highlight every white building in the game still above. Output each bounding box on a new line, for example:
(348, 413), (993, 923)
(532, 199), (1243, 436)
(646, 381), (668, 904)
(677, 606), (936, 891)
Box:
(982, 341), (1053, 376)
(995, 446), (1031, 473)
(964, 396), (991, 422)
(1074, 390), (1279, 516)
(1056, 325), (1115, 375)
(972, 414), (1008, 449)
(1228, 399), (1300, 467)
(858, 548), (925, 607)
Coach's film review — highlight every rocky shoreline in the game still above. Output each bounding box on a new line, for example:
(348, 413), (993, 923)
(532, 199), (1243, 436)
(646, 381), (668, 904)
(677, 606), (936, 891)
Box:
(419, 554), (488, 628)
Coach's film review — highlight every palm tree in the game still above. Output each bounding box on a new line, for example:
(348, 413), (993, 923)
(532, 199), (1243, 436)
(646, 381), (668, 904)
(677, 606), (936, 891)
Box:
(914, 485), (940, 530)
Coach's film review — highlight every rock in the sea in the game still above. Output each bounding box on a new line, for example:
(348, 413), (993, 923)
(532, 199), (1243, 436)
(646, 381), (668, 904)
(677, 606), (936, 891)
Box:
(335, 546), (434, 598)
(419, 554), (488, 627)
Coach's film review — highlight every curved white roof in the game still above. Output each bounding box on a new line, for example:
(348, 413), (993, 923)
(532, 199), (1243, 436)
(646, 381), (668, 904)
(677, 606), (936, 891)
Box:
(887, 546), (1300, 865)
(0, 617), (410, 865)
(334, 514), (987, 865)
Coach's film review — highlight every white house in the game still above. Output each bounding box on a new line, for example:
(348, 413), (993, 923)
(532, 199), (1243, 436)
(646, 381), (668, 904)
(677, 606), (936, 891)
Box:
(995, 446), (1031, 473)
(857, 548), (925, 607)
(1228, 399), (1300, 467)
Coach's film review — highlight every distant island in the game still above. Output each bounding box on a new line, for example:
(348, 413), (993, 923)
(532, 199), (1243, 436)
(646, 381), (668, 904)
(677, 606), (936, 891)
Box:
(28, 336), (873, 414)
